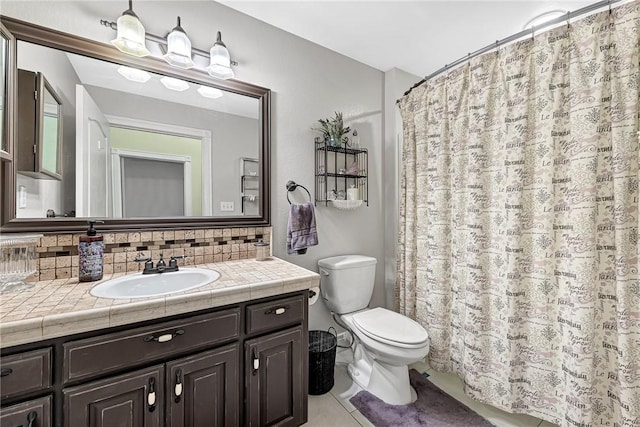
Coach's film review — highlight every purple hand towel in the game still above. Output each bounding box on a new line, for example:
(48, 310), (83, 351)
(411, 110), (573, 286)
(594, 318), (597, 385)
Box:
(287, 202), (318, 255)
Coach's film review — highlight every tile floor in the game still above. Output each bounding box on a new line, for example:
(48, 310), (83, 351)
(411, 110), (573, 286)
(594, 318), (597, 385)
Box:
(305, 347), (557, 427)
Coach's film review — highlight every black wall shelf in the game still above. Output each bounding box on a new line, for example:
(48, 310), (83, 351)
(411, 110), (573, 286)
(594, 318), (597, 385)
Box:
(314, 137), (368, 208)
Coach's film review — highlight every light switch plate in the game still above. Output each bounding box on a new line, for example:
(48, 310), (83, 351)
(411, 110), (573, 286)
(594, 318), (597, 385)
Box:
(220, 201), (234, 212)
(18, 185), (27, 209)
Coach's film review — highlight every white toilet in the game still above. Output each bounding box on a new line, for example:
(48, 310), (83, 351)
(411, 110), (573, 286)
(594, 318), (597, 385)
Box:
(318, 255), (429, 405)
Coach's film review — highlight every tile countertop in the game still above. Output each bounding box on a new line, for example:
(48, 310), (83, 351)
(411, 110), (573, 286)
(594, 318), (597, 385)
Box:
(0, 257), (320, 349)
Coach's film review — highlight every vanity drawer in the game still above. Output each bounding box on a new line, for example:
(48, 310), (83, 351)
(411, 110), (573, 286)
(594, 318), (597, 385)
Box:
(0, 395), (51, 427)
(0, 348), (52, 400)
(63, 308), (240, 384)
(246, 294), (305, 335)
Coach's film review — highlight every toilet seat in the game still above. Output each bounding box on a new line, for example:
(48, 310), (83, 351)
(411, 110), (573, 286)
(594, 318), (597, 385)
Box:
(351, 307), (428, 349)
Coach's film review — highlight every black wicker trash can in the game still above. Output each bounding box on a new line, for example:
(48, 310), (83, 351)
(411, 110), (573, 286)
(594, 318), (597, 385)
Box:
(308, 327), (337, 395)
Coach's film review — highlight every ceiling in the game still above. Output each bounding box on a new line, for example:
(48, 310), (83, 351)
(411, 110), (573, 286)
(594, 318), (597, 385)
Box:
(219, 0), (596, 78)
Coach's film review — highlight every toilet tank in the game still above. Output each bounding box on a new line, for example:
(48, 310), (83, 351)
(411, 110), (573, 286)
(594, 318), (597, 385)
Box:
(318, 255), (377, 314)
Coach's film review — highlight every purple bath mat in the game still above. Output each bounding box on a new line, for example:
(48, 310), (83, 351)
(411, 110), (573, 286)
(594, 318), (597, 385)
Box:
(349, 369), (493, 426)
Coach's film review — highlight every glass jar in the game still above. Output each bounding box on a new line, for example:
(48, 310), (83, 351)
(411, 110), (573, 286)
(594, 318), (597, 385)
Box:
(0, 234), (42, 294)
(254, 240), (270, 261)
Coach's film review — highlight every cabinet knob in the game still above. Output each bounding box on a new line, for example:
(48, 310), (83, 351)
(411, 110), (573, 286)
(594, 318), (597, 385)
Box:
(26, 410), (37, 427)
(252, 348), (260, 375)
(174, 368), (183, 403)
(147, 377), (157, 412)
(144, 329), (185, 343)
(264, 305), (290, 315)
(0, 368), (13, 377)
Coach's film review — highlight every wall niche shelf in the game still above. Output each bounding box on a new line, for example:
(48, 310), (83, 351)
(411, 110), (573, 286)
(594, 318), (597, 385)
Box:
(314, 137), (368, 208)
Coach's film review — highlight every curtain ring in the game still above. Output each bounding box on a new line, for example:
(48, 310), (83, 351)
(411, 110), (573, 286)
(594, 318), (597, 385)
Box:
(495, 40), (499, 55)
(608, 0), (612, 14)
(566, 11), (570, 28)
(531, 25), (535, 41)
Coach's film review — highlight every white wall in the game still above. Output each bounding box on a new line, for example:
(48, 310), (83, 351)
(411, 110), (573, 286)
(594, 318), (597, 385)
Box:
(1, 0), (387, 330)
(383, 68), (421, 307)
(15, 40), (81, 217)
(85, 86), (259, 216)
(15, 174), (62, 218)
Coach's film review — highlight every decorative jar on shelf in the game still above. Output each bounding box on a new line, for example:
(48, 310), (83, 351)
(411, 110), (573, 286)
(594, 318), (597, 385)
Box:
(327, 137), (341, 148)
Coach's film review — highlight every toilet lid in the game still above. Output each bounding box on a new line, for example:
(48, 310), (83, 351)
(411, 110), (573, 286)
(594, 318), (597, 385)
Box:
(352, 307), (428, 347)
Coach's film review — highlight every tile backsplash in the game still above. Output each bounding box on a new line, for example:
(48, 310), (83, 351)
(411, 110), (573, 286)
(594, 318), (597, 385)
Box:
(35, 227), (272, 281)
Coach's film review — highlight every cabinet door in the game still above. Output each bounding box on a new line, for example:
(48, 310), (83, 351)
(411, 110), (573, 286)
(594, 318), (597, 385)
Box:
(0, 395), (51, 427)
(166, 344), (239, 427)
(245, 326), (304, 427)
(63, 365), (163, 427)
(16, 69), (62, 180)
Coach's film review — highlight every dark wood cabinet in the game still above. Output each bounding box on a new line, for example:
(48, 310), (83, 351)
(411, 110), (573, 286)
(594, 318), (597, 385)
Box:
(16, 69), (63, 180)
(166, 344), (239, 427)
(0, 395), (51, 427)
(1, 291), (308, 427)
(63, 309), (240, 384)
(246, 326), (305, 427)
(0, 347), (52, 400)
(64, 365), (164, 427)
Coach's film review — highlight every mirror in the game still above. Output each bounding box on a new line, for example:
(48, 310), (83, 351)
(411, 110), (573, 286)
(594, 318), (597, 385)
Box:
(0, 21), (13, 160)
(0, 37), (5, 153)
(41, 77), (62, 178)
(1, 17), (271, 233)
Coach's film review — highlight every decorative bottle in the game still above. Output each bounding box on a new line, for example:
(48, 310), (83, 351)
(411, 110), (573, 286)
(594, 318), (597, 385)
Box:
(79, 220), (104, 282)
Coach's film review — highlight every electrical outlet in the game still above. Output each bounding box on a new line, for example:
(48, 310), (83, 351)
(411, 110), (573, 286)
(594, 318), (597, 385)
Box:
(220, 201), (234, 212)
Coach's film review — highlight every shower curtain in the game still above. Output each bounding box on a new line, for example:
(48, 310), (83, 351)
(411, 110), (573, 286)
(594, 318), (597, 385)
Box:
(397, 3), (640, 426)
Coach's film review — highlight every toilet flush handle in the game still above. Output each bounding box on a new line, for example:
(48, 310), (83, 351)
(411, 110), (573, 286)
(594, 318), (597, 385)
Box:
(320, 268), (330, 276)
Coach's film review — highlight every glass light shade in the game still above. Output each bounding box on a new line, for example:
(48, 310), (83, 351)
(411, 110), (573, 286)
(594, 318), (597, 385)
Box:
(163, 17), (195, 69)
(160, 76), (189, 92)
(117, 65), (151, 83)
(111, 11), (150, 57)
(197, 86), (223, 99)
(207, 32), (235, 80)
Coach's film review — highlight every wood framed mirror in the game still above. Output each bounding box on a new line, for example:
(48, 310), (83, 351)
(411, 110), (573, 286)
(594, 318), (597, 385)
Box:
(0, 21), (14, 161)
(0, 17), (271, 233)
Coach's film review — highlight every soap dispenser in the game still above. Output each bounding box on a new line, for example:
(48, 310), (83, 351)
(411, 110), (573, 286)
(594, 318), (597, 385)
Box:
(79, 220), (104, 282)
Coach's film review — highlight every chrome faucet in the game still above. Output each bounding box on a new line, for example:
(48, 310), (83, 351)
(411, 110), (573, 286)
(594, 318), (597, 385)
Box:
(134, 253), (186, 274)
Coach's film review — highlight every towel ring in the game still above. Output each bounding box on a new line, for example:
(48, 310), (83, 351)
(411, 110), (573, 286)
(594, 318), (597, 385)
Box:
(286, 180), (312, 204)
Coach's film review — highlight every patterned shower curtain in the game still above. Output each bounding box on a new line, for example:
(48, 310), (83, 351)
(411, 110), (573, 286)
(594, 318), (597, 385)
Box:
(397, 3), (639, 426)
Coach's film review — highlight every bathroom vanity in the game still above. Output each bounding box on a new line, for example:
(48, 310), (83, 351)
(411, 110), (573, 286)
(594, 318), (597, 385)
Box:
(0, 258), (318, 427)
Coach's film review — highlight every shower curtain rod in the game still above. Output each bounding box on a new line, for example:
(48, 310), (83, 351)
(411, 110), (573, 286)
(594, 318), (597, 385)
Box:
(399, 0), (623, 99)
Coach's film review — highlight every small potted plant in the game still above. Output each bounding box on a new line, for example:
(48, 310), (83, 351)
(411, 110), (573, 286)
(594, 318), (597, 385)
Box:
(314, 112), (351, 147)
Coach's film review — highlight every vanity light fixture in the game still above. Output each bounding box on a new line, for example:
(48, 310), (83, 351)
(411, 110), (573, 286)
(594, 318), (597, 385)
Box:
(207, 32), (235, 80)
(110, 0), (150, 57)
(117, 65), (151, 83)
(197, 86), (223, 99)
(160, 76), (189, 92)
(102, 9), (238, 79)
(163, 17), (195, 69)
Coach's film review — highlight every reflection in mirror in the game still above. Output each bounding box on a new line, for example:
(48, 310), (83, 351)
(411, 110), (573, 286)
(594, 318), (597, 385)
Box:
(0, 30), (7, 155)
(14, 40), (260, 220)
(42, 84), (61, 176)
(16, 70), (62, 181)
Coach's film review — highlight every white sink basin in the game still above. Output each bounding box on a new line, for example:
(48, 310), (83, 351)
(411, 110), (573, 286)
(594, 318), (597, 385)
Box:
(90, 268), (221, 299)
